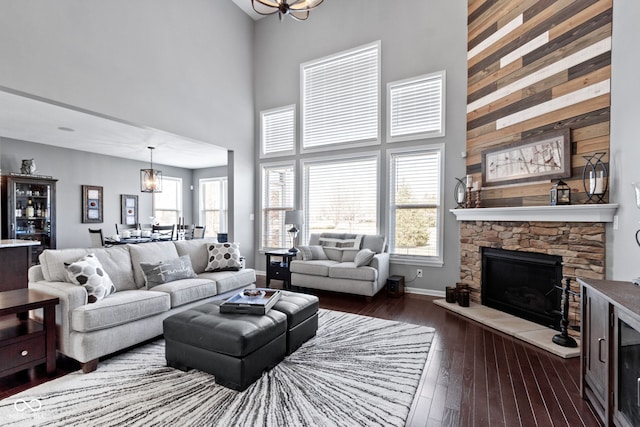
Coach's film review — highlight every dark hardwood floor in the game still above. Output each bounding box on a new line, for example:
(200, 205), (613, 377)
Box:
(0, 277), (602, 427)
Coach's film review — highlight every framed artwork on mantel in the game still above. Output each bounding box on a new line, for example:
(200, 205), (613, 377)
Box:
(121, 194), (138, 225)
(82, 185), (103, 223)
(481, 129), (571, 187)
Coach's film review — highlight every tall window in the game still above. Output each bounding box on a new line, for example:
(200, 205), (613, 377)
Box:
(302, 41), (380, 150)
(261, 163), (295, 249)
(200, 177), (227, 237)
(388, 146), (443, 264)
(261, 105), (296, 157)
(153, 176), (182, 225)
(303, 155), (378, 240)
(387, 71), (445, 143)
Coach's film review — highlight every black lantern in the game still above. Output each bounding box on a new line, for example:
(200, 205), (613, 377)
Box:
(550, 180), (571, 206)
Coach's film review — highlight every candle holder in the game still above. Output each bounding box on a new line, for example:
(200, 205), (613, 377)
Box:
(475, 189), (482, 208)
(582, 152), (608, 204)
(454, 177), (467, 208)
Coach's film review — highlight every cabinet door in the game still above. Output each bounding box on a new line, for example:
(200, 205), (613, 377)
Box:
(614, 310), (640, 427)
(584, 289), (609, 409)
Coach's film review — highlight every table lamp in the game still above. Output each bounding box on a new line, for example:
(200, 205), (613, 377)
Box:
(284, 210), (303, 253)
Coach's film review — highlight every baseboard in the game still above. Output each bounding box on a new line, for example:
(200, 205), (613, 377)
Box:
(405, 287), (445, 297)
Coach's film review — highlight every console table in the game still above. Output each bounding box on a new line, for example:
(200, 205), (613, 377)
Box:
(265, 250), (296, 290)
(0, 289), (59, 378)
(579, 278), (640, 427)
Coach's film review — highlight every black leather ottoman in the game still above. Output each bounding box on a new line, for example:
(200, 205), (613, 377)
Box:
(163, 301), (287, 391)
(272, 291), (319, 355)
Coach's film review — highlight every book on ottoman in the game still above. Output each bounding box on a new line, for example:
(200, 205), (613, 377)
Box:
(220, 288), (281, 315)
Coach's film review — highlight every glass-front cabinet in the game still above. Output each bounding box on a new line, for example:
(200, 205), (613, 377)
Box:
(615, 311), (640, 427)
(1, 175), (57, 262)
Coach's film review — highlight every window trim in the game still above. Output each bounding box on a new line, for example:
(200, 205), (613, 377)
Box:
(199, 177), (227, 237)
(301, 151), (380, 244)
(386, 70), (446, 144)
(152, 176), (182, 225)
(386, 144), (445, 267)
(260, 104), (297, 159)
(300, 40), (382, 154)
(259, 160), (296, 251)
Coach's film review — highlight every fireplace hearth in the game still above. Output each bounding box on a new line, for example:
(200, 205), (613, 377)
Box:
(481, 247), (562, 330)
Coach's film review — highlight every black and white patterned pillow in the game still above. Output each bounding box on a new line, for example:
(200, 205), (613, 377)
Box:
(298, 245), (328, 261)
(139, 255), (197, 289)
(64, 253), (116, 303)
(205, 242), (242, 272)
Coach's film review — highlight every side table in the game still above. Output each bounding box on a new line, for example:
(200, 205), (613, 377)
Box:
(265, 250), (297, 290)
(0, 289), (59, 378)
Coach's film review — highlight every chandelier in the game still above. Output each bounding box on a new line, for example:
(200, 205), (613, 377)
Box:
(140, 146), (163, 193)
(251, 0), (324, 21)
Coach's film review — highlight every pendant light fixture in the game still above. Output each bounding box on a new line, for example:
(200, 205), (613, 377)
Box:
(251, 0), (324, 21)
(140, 146), (163, 193)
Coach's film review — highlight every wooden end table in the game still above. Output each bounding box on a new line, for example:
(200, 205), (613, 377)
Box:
(0, 289), (59, 378)
(265, 249), (297, 290)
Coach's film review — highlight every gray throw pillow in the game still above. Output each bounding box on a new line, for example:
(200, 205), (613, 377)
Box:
(298, 245), (328, 261)
(354, 248), (375, 267)
(140, 255), (197, 289)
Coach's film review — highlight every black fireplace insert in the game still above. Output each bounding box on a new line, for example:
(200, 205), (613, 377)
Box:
(481, 247), (562, 330)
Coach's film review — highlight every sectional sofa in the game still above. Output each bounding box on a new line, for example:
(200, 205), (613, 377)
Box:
(28, 238), (255, 372)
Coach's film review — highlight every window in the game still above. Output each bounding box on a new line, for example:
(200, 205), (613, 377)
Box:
(387, 71), (445, 143)
(302, 41), (380, 150)
(261, 163), (295, 249)
(388, 146), (443, 265)
(200, 177), (227, 237)
(261, 105), (296, 157)
(153, 176), (182, 225)
(303, 155), (378, 241)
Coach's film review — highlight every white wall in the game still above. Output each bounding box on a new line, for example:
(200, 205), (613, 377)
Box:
(0, 0), (257, 265)
(252, 0), (468, 293)
(609, 1), (640, 280)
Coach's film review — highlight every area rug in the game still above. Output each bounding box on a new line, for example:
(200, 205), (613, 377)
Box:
(0, 309), (434, 427)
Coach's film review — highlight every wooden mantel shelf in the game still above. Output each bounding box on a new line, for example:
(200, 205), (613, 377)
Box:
(449, 204), (619, 223)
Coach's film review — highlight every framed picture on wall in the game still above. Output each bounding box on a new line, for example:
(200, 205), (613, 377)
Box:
(82, 185), (103, 223)
(121, 194), (138, 225)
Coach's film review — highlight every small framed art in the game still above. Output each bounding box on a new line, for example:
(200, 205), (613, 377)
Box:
(121, 194), (139, 225)
(82, 185), (103, 223)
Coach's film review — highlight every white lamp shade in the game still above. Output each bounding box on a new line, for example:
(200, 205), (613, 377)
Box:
(284, 210), (303, 225)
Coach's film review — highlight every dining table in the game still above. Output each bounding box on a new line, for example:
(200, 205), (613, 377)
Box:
(104, 236), (171, 245)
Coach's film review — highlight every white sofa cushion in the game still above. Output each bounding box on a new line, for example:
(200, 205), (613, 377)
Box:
(128, 241), (181, 289)
(71, 290), (170, 332)
(174, 238), (216, 274)
(290, 260), (338, 277)
(147, 278), (217, 308)
(197, 268), (257, 294)
(328, 263), (378, 281)
(92, 246), (137, 291)
(39, 248), (90, 282)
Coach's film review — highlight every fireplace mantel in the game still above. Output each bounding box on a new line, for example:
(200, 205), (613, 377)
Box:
(449, 204), (618, 223)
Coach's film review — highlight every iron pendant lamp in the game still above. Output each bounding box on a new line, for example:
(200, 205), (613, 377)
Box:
(251, 0), (324, 21)
(140, 146), (163, 193)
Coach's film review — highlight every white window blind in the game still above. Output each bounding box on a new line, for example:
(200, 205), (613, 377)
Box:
(387, 71), (445, 142)
(261, 163), (295, 249)
(389, 147), (442, 261)
(302, 41), (380, 150)
(261, 105), (296, 157)
(304, 156), (378, 240)
(153, 176), (182, 225)
(200, 178), (227, 237)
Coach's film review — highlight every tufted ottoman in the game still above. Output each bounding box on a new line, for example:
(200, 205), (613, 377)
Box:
(163, 301), (287, 391)
(272, 291), (319, 355)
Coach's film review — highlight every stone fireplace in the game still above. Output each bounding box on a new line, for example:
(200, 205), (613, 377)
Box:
(452, 205), (617, 334)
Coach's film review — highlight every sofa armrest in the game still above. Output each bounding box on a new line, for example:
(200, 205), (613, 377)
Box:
(29, 280), (88, 354)
(370, 252), (390, 289)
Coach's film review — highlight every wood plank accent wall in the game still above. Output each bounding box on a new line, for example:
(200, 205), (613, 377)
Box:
(467, 0), (612, 207)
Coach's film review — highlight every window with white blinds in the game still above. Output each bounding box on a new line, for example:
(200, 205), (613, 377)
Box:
(303, 155), (378, 241)
(261, 105), (296, 157)
(153, 176), (182, 225)
(387, 71), (445, 143)
(302, 41), (380, 150)
(388, 146), (443, 264)
(261, 163), (295, 249)
(199, 177), (227, 237)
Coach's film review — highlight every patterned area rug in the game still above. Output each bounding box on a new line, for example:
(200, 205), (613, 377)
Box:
(0, 309), (434, 427)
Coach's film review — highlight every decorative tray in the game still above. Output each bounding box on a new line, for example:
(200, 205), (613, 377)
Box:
(219, 288), (281, 315)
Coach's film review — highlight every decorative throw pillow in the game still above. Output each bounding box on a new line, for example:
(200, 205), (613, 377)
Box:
(64, 253), (116, 303)
(205, 242), (242, 272)
(354, 248), (375, 267)
(298, 245), (328, 261)
(139, 255), (197, 289)
(318, 236), (363, 249)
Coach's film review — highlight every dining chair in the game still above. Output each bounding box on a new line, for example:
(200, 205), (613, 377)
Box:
(88, 228), (105, 248)
(178, 224), (195, 240)
(152, 224), (176, 240)
(115, 223), (140, 235)
(193, 225), (206, 239)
